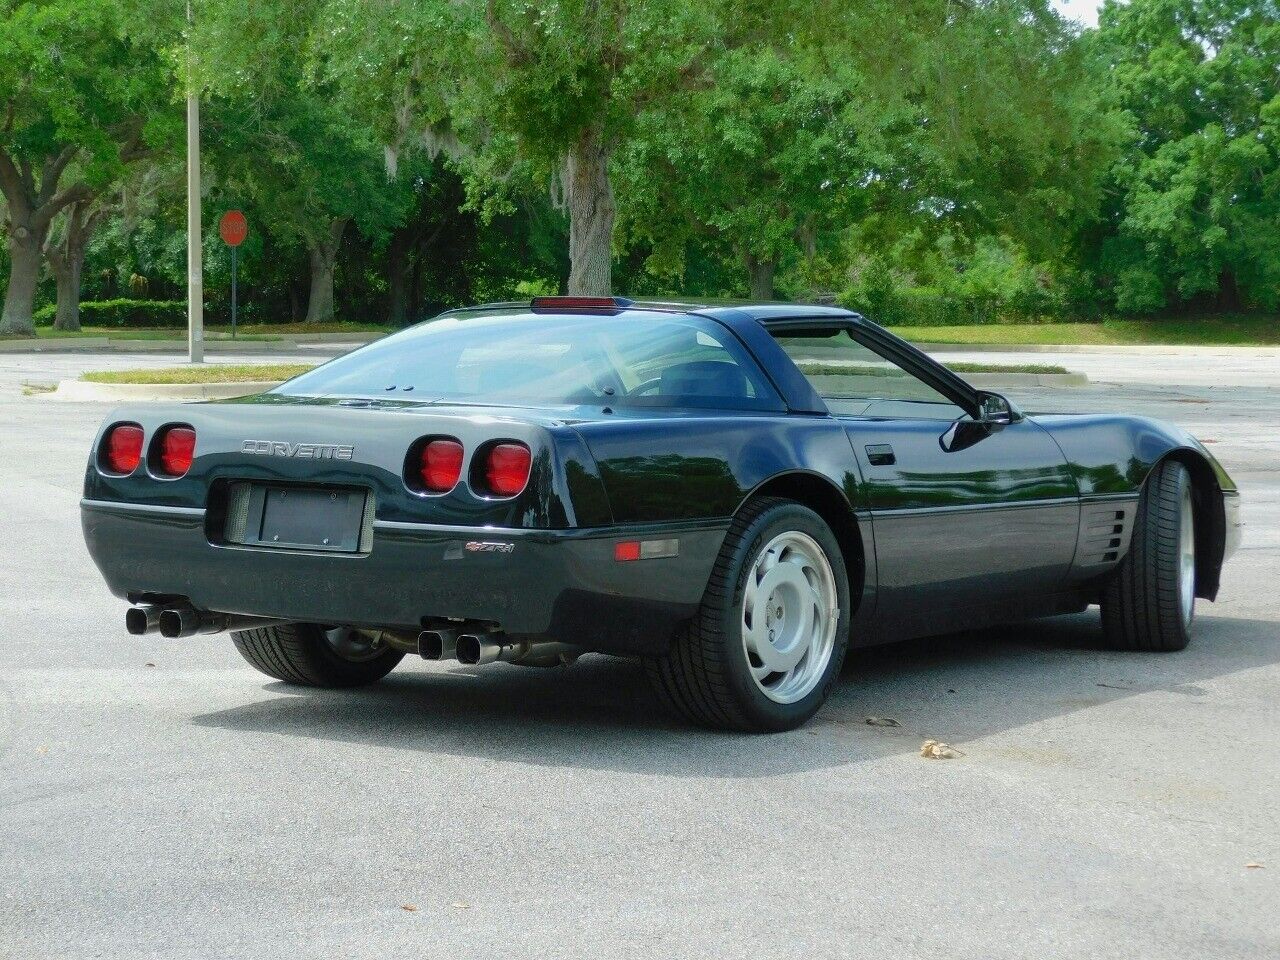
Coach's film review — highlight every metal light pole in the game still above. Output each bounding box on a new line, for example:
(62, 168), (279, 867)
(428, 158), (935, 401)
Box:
(186, 0), (204, 363)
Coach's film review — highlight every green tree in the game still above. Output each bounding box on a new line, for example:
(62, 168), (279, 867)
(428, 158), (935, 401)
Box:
(195, 0), (396, 322)
(1093, 0), (1280, 312)
(0, 0), (175, 334)
(618, 2), (1116, 301)
(617, 43), (876, 299)
(476, 0), (726, 295)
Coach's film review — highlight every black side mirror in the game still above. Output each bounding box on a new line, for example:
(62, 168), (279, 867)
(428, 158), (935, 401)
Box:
(940, 392), (1021, 452)
(977, 391), (1019, 425)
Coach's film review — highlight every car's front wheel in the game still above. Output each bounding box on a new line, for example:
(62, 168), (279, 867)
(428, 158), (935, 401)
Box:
(644, 497), (851, 732)
(1099, 459), (1198, 651)
(231, 623), (404, 687)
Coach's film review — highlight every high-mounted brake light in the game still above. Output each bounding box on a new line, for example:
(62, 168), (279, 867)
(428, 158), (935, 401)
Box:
(530, 296), (634, 312)
(104, 424), (144, 473)
(156, 426), (196, 477)
(483, 442), (532, 497)
(420, 439), (464, 493)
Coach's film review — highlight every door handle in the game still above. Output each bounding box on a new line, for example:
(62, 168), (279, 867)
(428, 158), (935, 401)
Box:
(865, 443), (896, 466)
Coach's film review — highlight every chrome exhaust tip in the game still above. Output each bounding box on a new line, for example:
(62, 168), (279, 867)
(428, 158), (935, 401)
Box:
(158, 607), (200, 639)
(159, 608), (282, 639)
(125, 605), (161, 636)
(418, 629), (459, 661)
(456, 633), (503, 666)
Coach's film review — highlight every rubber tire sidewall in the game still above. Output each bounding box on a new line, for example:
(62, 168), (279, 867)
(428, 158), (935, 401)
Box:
(1100, 459), (1196, 652)
(713, 502), (851, 731)
(231, 622), (404, 687)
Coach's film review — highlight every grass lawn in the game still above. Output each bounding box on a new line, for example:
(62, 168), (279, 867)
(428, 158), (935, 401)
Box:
(1, 320), (388, 341)
(888, 316), (1280, 346)
(82, 364), (316, 385)
(35, 327), (283, 341)
(798, 361), (1068, 376)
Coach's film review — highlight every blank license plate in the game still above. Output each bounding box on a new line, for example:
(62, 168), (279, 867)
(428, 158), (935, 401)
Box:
(251, 485), (368, 552)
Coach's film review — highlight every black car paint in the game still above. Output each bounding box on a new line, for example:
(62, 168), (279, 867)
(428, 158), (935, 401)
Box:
(80, 302), (1240, 656)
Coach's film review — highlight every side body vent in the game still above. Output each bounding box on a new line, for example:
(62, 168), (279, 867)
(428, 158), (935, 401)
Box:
(1073, 498), (1138, 574)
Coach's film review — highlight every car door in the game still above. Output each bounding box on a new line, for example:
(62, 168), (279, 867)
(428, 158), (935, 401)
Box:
(771, 324), (1080, 639)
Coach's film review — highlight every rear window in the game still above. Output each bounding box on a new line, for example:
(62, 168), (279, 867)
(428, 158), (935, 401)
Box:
(276, 312), (782, 410)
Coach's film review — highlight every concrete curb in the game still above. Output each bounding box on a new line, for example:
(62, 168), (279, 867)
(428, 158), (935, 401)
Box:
(807, 371), (1087, 393)
(964, 371), (1088, 387)
(53, 379), (280, 402)
(916, 341), (1280, 355)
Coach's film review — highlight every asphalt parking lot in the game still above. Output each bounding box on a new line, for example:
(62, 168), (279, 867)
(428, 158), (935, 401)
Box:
(1, 347), (1276, 959)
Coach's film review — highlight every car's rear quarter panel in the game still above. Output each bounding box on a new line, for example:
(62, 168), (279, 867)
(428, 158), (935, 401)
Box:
(572, 413), (862, 522)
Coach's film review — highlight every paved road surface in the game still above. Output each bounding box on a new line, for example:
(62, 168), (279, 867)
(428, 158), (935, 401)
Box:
(1, 348), (1276, 959)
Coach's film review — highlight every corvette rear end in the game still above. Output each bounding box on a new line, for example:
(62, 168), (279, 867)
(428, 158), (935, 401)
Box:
(81, 395), (728, 660)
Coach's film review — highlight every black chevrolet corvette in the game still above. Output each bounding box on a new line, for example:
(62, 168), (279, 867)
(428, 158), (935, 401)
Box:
(82, 298), (1241, 731)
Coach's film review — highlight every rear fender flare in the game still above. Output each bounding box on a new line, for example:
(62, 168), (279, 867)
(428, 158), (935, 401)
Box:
(736, 470), (873, 620)
(1148, 449), (1228, 601)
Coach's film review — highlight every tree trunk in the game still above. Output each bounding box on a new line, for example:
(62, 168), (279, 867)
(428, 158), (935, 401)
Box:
(305, 218), (348, 324)
(745, 252), (778, 301)
(47, 200), (101, 333)
(1216, 268), (1242, 312)
(0, 144), (94, 335)
(564, 125), (615, 296)
(49, 253), (84, 332)
(386, 226), (409, 327)
(0, 224), (47, 336)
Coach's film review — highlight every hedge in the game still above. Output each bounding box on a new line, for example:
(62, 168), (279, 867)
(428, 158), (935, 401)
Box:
(34, 299), (188, 329)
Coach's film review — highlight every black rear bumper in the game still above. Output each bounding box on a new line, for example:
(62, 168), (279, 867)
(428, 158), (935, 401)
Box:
(81, 499), (726, 656)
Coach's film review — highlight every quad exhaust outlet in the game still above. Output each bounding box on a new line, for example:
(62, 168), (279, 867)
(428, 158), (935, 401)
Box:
(454, 630), (582, 667)
(126, 606), (579, 666)
(125, 604), (283, 639)
(417, 628), (459, 661)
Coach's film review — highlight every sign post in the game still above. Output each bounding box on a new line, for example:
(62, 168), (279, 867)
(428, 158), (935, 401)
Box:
(219, 211), (248, 339)
(186, 0), (202, 363)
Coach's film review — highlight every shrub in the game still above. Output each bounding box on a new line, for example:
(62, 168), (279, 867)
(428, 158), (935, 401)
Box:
(33, 299), (187, 329)
(838, 234), (1078, 326)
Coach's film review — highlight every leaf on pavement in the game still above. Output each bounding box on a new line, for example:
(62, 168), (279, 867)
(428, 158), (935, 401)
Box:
(401, 904), (418, 912)
(921, 739), (964, 759)
(865, 716), (900, 727)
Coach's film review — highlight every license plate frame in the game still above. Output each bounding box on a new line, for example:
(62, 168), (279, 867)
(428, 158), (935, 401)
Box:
(235, 484), (370, 553)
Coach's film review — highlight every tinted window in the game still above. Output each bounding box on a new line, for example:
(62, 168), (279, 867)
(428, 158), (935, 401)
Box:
(776, 330), (964, 420)
(278, 312), (782, 410)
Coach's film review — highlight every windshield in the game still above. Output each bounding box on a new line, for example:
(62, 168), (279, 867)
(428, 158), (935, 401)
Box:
(277, 311), (783, 410)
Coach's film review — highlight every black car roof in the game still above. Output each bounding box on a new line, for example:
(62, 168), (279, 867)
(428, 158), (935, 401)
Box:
(455, 298), (862, 324)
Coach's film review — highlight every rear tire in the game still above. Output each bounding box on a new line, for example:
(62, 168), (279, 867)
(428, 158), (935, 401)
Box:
(644, 497), (851, 732)
(1099, 459), (1197, 651)
(231, 623), (404, 687)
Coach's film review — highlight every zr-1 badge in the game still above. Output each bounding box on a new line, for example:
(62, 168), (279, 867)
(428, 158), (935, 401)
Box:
(465, 541), (515, 554)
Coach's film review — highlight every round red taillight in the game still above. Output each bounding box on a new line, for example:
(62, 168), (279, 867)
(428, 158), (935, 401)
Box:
(157, 426), (196, 477)
(484, 442), (532, 497)
(104, 424), (144, 474)
(419, 439), (464, 492)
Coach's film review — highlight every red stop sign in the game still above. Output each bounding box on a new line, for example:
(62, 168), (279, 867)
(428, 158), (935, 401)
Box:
(219, 210), (248, 247)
